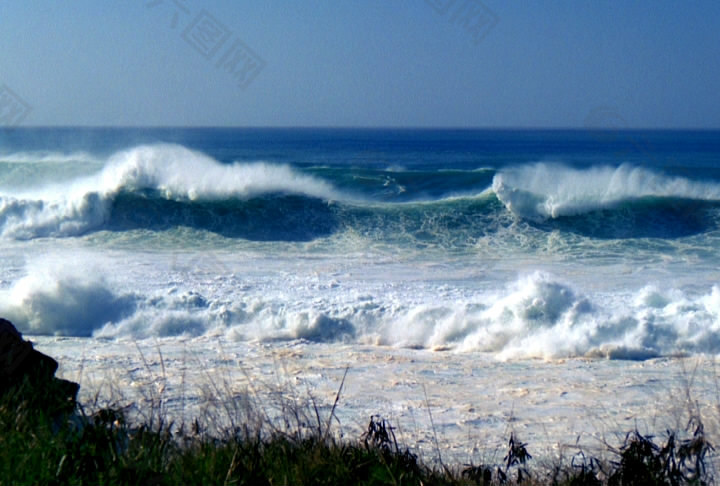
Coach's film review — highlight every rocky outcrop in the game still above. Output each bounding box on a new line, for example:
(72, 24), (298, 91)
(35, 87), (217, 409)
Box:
(0, 318), (79, 414)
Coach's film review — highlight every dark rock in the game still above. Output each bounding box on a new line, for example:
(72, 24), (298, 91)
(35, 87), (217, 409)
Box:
(0, 318), (79, 413)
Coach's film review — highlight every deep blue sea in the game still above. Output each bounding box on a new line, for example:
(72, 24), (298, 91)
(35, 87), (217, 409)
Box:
(2, 128), (720, 359)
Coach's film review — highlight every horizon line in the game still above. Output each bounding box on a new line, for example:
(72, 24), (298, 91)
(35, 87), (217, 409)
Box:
(7, 125), (720, 131)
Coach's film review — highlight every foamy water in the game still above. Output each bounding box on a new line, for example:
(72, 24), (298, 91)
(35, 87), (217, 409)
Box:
(32, 335), (720, 467)
(2, 245), (718, 360)
(493, 162), (720, 220)
(3, 128), (720, 465)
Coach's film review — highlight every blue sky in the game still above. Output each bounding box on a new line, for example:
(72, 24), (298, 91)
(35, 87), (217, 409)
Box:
(1, 1), (719, 128)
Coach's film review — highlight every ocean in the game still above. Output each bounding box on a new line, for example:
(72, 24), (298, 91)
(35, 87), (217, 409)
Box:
(2, 127), (720, 462)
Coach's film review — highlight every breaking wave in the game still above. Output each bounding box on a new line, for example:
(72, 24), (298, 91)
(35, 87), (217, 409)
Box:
(6, 262), (720, 360)
(0, 144), (346, 239)
(493, 162), (720, 221)
(2, 150), (720, 243)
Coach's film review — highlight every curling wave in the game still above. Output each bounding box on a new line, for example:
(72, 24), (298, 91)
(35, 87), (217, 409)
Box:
(493, 162), (720, 221)
(3, 152), (720, 243)
(0, 144), (346, 239)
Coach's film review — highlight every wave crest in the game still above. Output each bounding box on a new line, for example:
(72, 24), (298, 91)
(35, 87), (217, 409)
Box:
(0, 144), (345, 239)
(493, 162), (720, 221)
(100, 144), (342, 201)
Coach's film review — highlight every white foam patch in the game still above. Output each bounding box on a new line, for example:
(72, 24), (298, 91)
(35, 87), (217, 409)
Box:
(0, 259), (137, 336)
(0, 151), (100, 164)
(6, 257), (720, 360)
(0, 192), (109, 239)
(455, 274), (720, 360)
(374, 272), (720, 360)
(95, 289), (219, 339)
(97, 310), (208, 339)
(71, 275), (720, 358)
(492, 162), (720, 221)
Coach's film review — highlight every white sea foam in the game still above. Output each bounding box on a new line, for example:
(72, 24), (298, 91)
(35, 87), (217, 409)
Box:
(0, 144), (346, 239)
(493, 162), (720, 220)
(7, 255), (720, 360)
(98, 144), (343, 201)
(0, 151), (100, 165)
(0, 258), (137, 336)
(462, 275), (720, 360)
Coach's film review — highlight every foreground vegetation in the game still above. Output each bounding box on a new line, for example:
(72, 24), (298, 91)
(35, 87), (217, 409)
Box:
(0, 373), (717, 486)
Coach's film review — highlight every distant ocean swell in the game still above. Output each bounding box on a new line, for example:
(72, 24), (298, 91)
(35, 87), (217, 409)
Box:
(3, 263), (720, 360)
(1, 144), (719, 242)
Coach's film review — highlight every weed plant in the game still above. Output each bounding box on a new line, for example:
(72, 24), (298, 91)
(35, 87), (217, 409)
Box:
(0, 367), (717, 485)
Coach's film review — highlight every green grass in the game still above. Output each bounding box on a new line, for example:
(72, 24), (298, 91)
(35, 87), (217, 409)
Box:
(0, 373), (716, 485)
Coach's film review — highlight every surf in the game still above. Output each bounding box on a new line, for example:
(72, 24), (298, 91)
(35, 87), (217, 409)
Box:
(492, 162), (720, 221)
(0, 144), (350, 239)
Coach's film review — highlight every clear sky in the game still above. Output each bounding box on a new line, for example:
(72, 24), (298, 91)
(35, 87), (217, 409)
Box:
(1, 1), (719, 128)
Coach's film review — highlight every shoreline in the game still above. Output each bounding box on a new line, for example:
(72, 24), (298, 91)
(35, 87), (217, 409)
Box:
(31, 335), (720, 468)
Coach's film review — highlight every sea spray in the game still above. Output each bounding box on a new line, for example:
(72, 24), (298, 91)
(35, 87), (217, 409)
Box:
(493, 162), (720, 220)
(0, 258), (137, 336)
(0, 144), (347, 239)
(7, 256), (720, 360)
